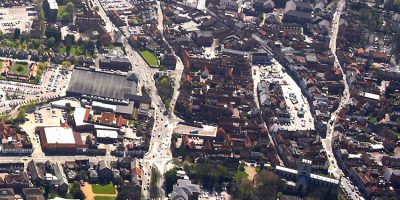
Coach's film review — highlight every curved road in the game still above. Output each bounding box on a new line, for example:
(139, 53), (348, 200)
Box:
(324, 1), (363, 199)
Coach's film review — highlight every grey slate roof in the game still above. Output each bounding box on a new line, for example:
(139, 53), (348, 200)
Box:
(67, 69), (137, 100)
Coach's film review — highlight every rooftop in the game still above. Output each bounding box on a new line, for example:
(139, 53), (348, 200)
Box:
(67, 69), (137, 100)
(44, 127), (75, 144)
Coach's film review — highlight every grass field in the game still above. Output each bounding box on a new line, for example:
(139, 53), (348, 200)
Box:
(139, 50), (159, 67)
(235, 170), (249, 181)
(91, 183), (116, 195)
(11, 63), (29, 75)
(94, 197), (115, 200)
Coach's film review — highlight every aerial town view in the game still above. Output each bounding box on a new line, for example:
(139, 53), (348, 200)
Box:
(0, 0), (400, 199)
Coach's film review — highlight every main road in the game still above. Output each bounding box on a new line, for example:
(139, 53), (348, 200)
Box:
(92, 0), (184, 198)
(323, 0), (362, 199)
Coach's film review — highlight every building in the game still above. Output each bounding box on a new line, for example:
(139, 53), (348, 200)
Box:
(130, 159), (142, 187)
(75, 12), (105, 33)
(22, 188), (45, 200)
(170, 179), (201, 200)
(36, 127), (87, 155)
(274, 159), (339, 194)
(0, 172), (30, 192)
(0, 188), (14, 200)
(43, 0), (58, 22)
(67, 69), (137, 103)
(98, 160), (113, 180)
(99, 48), (132, 71)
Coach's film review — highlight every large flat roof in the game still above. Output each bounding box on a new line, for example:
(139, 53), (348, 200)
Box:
(67, 69), (137, 100)
(44, 127), (75, 144)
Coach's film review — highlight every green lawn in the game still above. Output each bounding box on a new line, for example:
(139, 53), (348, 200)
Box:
(139, 50), (159, 67)
(11, 63), (29, 75)
(91, 183), (116, 195)
(94, 197), (115, 200)
(235, 170), (248, 181)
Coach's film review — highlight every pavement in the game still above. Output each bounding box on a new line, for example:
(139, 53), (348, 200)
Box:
(252, 60), (314, 131)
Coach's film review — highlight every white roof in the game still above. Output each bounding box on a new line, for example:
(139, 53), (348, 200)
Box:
(74, 107), (90, 127)
(97, 130), (118, 139)
(47, 0), (58, 10)
(370, 144), (384, 150)
(275, 166), (298, 175)
(44, 127), (75, 144)
(92, 101), (117, 111)
(310, 174), (339, 184)
(362, 92), (380, 100)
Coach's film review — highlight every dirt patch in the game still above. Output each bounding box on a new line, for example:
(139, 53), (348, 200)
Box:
(244, 166), (257, 180)
(80, 182), (95, 200)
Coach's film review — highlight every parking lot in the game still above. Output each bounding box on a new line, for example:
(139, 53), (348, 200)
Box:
(0, 65), (71, 115)
(0, 6), (35, 33)
(255, 59), (314, 131)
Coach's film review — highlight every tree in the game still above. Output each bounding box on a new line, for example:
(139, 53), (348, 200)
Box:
(61, 13), (72, 22)
(14, 28), (20, 40)
(99, 33), (112, 47)
(164, 168), (178, 194)
(64, 34), (75, 47)
(65, 2), (75, 14)
(117, 182), (141, 200)
(70, 181), (85, 199)
(45, 26), (62, 42)
(113, 176), (124, 186)
(94, 6), (99, 12)
(77, 170), (88, 181)
(46, 37), (56, 49)
(253, 171), (286, 200)
(150, 168), (160, 199)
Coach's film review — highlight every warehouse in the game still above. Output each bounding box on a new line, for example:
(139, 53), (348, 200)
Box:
(67, 69), (137, 102)
(36, 127), (87, 155)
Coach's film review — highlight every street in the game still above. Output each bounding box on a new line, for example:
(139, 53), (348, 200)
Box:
(323, 0), (362, 199)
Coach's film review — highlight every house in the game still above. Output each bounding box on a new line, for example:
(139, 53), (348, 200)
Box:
(22, 188), (45, 200)
(130, 159), (142, 186)
(27, 160), (45, 186)
(98, 160), (113, 180)
(43, 0), (58, 23)
(89, 168), (98, 183)
(0, 162), (24, 173)
(0, 188), (14, 200)
(160, 54), (177, 70)
(0, 172), (30, 192)
(192, 31), (214, 47)
(45, 162), (69, 195)
(170, 179), (201, 200)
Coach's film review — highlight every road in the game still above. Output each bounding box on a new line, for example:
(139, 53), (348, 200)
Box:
(323, 1), (362, 199)
(140, 1), (185, 199)
(91, 0), (184, 198)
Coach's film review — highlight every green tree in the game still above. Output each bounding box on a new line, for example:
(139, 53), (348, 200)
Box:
(65, 2), (75, 14)
(70, 181), (85, 199)
(117, 182), (141, 200)
(61, 13), (72, 22)
(14, 28), (20, 40)
(47, 37), (56, 49)
(150, 168), (160, 199)
(77, 170), (88, 181)
(164, 168), (178, 194)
